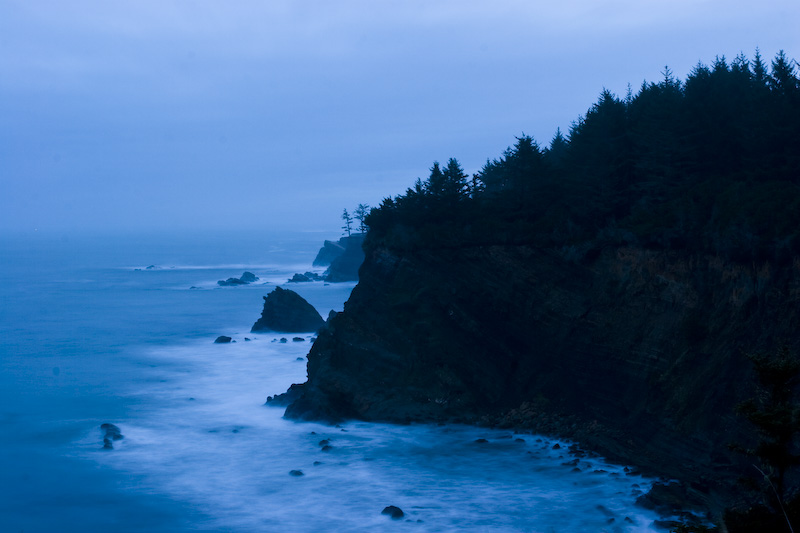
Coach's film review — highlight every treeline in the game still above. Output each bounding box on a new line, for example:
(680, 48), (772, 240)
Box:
(366, 50), (800, 263)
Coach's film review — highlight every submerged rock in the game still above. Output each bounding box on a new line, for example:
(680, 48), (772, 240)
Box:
(251, 287), (325, 333)
(289, 470), (304, 477)
(381, 506), (404, 520)
(100, 423), (123, 450)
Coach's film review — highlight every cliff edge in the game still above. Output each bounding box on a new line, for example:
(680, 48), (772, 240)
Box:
(285, 237), (800, 507)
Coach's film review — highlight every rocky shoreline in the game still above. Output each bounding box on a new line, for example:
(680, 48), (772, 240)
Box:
(276, 236), (800, 527)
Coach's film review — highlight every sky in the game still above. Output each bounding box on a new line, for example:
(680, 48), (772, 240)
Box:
(1, 1), (799, 235)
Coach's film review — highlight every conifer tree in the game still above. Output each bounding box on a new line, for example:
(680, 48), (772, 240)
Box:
(425, 161), (446, 197)
(770, 50), (799, 96)
(353, 204), (370, 233)
(441, 158), (469, 202)
(752, 48), (769, 87)
(341, 209), (353, 237)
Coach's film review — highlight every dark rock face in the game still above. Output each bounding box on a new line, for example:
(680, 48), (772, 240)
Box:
(323, 234), (366, 282)
(313, 240), (347, 267)
(266, 383), (306, 407)
(285, 239), (800, 510)
(214, 335), (233, 343)
(251, 287), (325, 333)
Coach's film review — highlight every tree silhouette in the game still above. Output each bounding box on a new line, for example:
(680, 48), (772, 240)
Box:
(353, 204), (371, 233)
(341, 209), (353, 237)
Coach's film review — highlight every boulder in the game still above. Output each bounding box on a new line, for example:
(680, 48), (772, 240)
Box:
(214, 336), (233, 343)
(381, 506), (404, 520)
(251, 287), (325, 333)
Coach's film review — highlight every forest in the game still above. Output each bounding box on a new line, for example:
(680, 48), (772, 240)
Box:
(366, 50), (800, 264)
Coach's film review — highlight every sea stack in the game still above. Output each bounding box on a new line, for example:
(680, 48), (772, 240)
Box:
(251, 287), (325, 333)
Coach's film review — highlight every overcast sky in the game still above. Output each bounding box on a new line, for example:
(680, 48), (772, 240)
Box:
(2, 1), (798, 235)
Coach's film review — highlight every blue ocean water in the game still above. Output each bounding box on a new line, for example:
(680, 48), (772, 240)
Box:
(0, 230), (664, 532)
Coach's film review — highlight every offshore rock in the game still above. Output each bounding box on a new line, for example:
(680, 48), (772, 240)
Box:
(381, 506), (404, 520)
(289, 272), (323, 283)
(239, 271), (259, 283)
(101, 423), (123, 450)
(251, 287), (325, 333)
(218, 271), (259, 286)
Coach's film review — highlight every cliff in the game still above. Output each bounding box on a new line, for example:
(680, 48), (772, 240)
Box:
(285, 237), (800, 508)
(322, 233), (365, 282)
(280, 54), (800, 524)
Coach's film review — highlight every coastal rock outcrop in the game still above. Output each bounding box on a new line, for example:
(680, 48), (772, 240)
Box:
(251, 287), (325, 333)
(323, 234), (365, 282)
(313, 239), (347, 267)
(284, 236), (800, 510)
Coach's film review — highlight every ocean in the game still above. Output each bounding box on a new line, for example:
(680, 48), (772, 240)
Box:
(0, 230), (664, 532)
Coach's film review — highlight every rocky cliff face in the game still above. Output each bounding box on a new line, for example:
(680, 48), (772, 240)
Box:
(285, 238), (800, 495)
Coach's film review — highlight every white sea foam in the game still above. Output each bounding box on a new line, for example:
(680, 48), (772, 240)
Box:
(77, 332), (663, 532)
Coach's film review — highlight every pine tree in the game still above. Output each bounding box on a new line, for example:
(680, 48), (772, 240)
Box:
(752, 48), (769, 87)
(770, 50), (799, 96)
(441, 158), (469, 203)
(353, 204), (371, 233)
(425, 161), (446, 197)
(341, 209), (353, 237)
